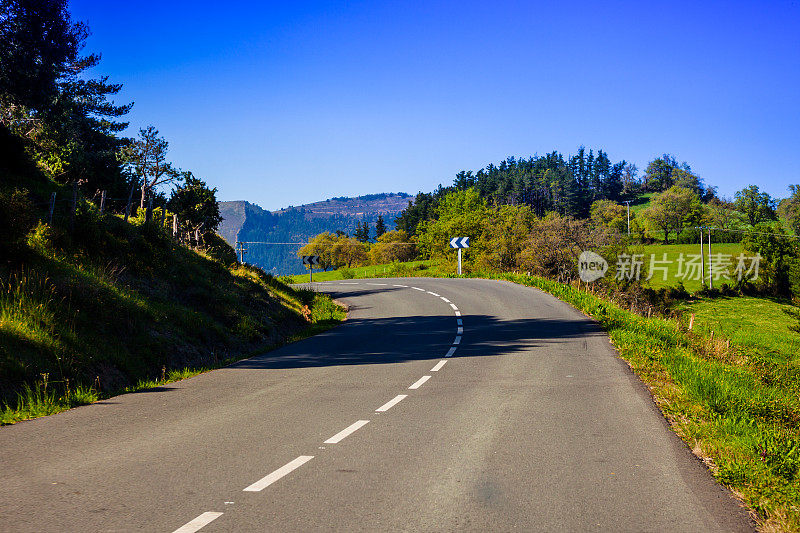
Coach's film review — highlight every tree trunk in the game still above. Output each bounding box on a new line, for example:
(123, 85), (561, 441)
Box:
(140, 185), (147, 209)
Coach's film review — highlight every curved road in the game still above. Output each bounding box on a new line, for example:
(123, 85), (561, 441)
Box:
(0, 278), (752, 531)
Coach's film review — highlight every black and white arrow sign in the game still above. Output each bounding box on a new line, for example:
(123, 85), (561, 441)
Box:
(302, 255), (321, 265)
(449, 237), (469, 249)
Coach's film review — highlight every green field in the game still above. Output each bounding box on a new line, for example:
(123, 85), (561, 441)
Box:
(631, 242), (745, 292)
(288, 260), (434, 283)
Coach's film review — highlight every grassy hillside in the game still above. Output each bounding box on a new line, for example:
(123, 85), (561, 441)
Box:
(0, 183), (343, 424)
(634, 242), (745, 292)
(288, 260), (434, 283)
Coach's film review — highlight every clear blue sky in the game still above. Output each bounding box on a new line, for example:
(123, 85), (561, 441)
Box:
(71, 0), (800, 211)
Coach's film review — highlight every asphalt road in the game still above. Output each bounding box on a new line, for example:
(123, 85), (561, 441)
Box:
(0, 278), (753, 532)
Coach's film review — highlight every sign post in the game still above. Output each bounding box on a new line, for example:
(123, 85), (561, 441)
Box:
(302, 255), (321, 282)
(449, 237), (470, 275)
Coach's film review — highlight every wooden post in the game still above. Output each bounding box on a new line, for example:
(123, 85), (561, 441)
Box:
(689, 313), (695, 330)
(48, 192), (56, 225)
(172, 214), (178, 237)
(124, 183), (135, 222)
(69, 182), (77, 233)
(99, 190), (106, 214)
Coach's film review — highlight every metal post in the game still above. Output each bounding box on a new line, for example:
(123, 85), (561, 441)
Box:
(458, 248), (462, 276)
(700, 228), (705, 286)
(310, 264), (313, 283)
(124, 183), (135, 222)
(625, 200), (631, 236)
(708, 228), (713, 290)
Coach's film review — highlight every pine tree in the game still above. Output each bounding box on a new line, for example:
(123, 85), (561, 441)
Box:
(375, 215), (387, 238)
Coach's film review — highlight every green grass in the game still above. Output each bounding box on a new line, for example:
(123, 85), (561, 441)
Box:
(1, 207), (346, 425)
(288, 260), (434, 283)
(631, 242), (745, 292)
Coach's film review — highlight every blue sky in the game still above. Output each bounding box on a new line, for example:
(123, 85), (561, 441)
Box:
(71, 0), (800, 211)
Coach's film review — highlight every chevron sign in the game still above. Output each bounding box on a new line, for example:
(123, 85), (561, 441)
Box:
(449, 237), (469, 249)
(302, 255), (320, 265)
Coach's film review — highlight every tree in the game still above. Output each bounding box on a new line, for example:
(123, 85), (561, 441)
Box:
(118, 126), (181, 209)
(298, 232), (337, 271)
(741, 222), (797, 295)
(375, 215), (387, 238)
(479, 204), (537, 272)
(778, 184), (800, 234)
(0, 0), (131, 190)
(332, 236), (368, 268)
(416, 188), (489, 266)
(643, 154), (691, 192)
(589, 200), (628, 234)
(369, 230), (416, 264)
(640, 186), (703, 243)
(167, 172), (222, 232)
(353, 220), (370, 242)
(734, 185), (776, 226)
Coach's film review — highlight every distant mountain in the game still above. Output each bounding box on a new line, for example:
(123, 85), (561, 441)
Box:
(218, 193), (411, 275)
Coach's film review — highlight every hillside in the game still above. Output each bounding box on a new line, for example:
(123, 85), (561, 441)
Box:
(0, 156), (343, 424)
(219, 193), (411, 275)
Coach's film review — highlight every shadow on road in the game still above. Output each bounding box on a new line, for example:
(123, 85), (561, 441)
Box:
(230, 313), (604, 370)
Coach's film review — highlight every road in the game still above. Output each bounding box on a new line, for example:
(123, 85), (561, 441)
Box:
(0, 278), (753, 532)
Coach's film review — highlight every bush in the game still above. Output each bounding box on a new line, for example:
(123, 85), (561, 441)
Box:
(339, 268), (355, 279)
(0, 188), (36, 253)
(203, 232), (238, 267)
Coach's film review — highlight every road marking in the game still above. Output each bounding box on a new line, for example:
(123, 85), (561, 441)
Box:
(412, 287), (426, 291)
(324, 420), (370, 444)
(440, 297), (451, 303)
(243, 456), (314, 492)
(453, 336), (461, 345)
(445, 347), (456, 357)
(172, 512), (224, 533)
(376, 394), (407, 412)
(393, 284), (408, 287)
(457, 326), (463, 334)
(431, 360), (447, 372)
(454, 310), (461, 317)
(426, 291), (440, 296)
(366, 282), (387, 286)
(457, 318), (463, 325)
(340, 282), (359, 285)
(449, 303), (458, 311)
(409, 375), (431, 389)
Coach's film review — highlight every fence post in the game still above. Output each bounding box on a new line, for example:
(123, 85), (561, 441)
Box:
(99, 190), (106, 214)
(172, 214), (178, 237)
(48, 192), (56, 225)
(124, 183), (135, 222)
(69, 182), (77, 233)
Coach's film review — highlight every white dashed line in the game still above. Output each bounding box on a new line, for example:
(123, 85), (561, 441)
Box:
(243, 456), (314, 492)
(324, 420), (370, 444)
(445, 347), (457, 357)
(366, 283), (387, 286)
(340, 283), (358, 285)
(453, 336), (461, 345)
(393, 284), (408, 288)
(172, 511), (223, 533)
(457, 327), (463, 334)
(440, 297), (451, 303)
(427, 291), (440, 296)
(172, 512), (224, 533)
(412, 287), (426, 291)
(408, 375), (431, 389)
(449, 303), (458, 311)
(431, 360), (447, 372)
(376, 395), (407, 412)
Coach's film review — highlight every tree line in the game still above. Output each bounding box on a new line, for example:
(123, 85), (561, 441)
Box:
(1, 0), (222, 249)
